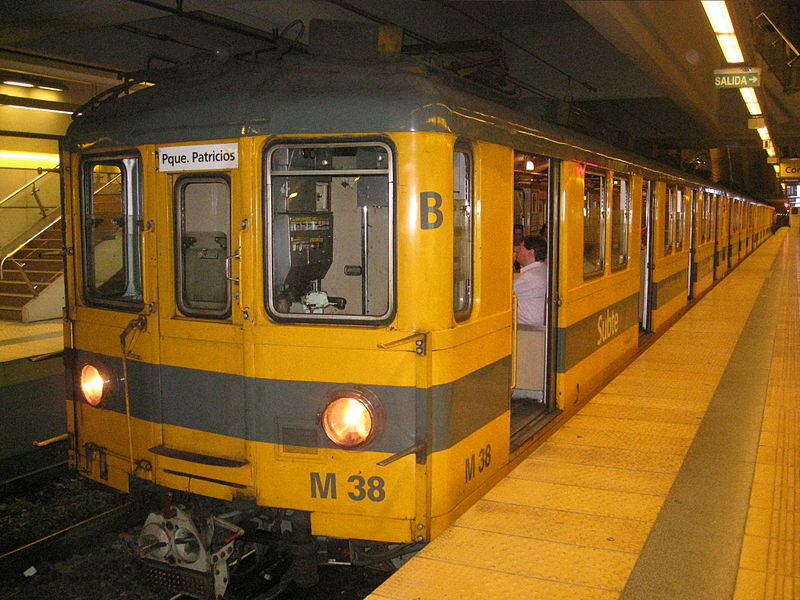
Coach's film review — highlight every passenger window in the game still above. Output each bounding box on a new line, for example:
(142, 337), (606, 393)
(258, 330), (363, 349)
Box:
(664, 184), (675, 254)
(583, 170), (606, 279)
(175, 175), (231, 318)
(81, 156), (143, 310)
(453, 143), (473, 321)
(641, 179), (652, 250)
(610, 175), (630, 270)
(675, 188), (685, 251)
(265, 141), (394, 323)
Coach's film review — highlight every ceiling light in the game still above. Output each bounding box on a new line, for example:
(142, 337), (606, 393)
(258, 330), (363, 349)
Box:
(5, 104), (73, 115)
(3, 80), (34, 88)
(702, 1), (735, 33)
(702, 1), (744, 63)
(739, 87), (762, 115)
(0, 151), (59, 169)
(0, 71), (67, 92)
(756, 126), (770, 141)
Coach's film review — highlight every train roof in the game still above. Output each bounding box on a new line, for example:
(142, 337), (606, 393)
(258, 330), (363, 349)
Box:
(65, 52), (748, 192)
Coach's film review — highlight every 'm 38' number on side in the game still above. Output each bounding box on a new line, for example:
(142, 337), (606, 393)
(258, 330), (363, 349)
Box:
(465, 444), (492, 483)
(310, 472), (385, 502)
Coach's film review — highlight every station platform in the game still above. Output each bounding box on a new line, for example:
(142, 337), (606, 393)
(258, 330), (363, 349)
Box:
(0, 318), (63, 362)
(368, 220), (798, 600)
(0, 319), (65, 462)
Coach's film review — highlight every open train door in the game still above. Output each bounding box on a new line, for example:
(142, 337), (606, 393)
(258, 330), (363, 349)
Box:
(510, 153), (560, 450)
(150, 143), (250, 482)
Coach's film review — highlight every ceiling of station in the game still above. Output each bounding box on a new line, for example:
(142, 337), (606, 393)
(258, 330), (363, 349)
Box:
(2, 0), (799, 197)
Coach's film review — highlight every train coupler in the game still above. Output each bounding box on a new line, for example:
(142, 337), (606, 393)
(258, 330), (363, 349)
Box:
(137, 506), (242, 600)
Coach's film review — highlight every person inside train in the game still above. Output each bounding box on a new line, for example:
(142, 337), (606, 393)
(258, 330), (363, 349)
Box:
(513, 223), (524, 271)
(513, 234), (547, 325)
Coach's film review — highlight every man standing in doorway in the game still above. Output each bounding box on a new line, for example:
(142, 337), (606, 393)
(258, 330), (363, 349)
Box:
(514, 235), (547, 325)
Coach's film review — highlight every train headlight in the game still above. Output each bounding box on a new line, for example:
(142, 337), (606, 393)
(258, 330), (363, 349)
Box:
(79, 364), (109, 406)
(321, 392), (377, 448)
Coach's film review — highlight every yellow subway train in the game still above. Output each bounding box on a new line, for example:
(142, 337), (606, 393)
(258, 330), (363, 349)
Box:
(62, 31), (773, 599)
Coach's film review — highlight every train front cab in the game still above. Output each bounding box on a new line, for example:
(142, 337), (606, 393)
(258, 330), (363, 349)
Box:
(64, 132), (564, 565)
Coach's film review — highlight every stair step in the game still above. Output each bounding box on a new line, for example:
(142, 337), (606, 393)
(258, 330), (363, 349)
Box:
(0, 294), (32, 308)
(0, 307), (23, 321)
(4, 258), (63, 271)
(22, 239), (63, 250)
(0, 270), (60, 283)
(0, 281), (45, 295)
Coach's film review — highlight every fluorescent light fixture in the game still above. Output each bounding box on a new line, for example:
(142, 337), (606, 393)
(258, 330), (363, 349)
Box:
(756, 127), (770, 141)
(0, 151), (59, 169)
(739, 87), (763, 115)
(702, 1), (744, 63)
(5, 103), (73, 115)
(717, 34), (744, 63)
(702, 1), (735, 33)
(3, 80), (34, 88)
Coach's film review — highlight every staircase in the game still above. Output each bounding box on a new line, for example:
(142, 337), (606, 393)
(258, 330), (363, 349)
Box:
(0, 170), (64, 322)
(0, 224), (64, 320)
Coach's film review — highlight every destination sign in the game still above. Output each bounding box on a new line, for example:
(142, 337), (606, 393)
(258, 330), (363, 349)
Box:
(158, 143), (239, 172)
(779, 159), (800, 179)
(713, 67), (761, 88)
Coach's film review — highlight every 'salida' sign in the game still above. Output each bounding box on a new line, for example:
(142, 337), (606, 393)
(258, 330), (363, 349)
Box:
(713, 67), (761, 88)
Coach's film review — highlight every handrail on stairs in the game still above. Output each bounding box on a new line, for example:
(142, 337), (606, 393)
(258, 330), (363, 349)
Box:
(0, 167), (59, 208)
(0, 208), (63, 281)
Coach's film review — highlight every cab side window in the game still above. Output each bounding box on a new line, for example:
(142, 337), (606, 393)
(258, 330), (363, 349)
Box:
(80, 155), (143, 310)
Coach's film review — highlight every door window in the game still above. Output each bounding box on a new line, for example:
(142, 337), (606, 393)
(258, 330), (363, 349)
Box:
(175, 175), (231, 318)
(583, 170), (606, 279)
(453, 142), (473, 321)
(610, 175), (630, 270)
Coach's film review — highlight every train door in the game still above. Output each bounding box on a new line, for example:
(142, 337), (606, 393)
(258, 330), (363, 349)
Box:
(687, 188), (697, 300)
(511, 152), (558, 448)
(152, 145), (249, 466)
(639, 179), (655, 334)
(714, 194), (725, 280)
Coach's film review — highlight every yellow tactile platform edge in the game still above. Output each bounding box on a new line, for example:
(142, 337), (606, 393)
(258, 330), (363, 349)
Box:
(733, 226), (800, 600)
(367, 228), (793, 600)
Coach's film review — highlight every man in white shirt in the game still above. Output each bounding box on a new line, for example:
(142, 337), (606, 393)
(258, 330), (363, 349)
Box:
(514, 235), (547, 325)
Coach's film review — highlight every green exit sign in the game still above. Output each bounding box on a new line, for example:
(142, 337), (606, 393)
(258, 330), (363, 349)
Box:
(714, 67), (761, 88)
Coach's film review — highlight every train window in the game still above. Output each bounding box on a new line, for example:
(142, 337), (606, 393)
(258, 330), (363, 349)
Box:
(583, 170), (606, 279)
(80, 155), (143, 310)
(707, 194), (715, 242)
(664, 184), (676, 254)
(174, 175), (231, 318)
(453, 143), (473, 321)
(675, 188), (685, 251)
(641, 179), (652, 250)
(264, 141), (394, 323)
(610, 175), (630, 270)
(701, 192), (712, 243)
